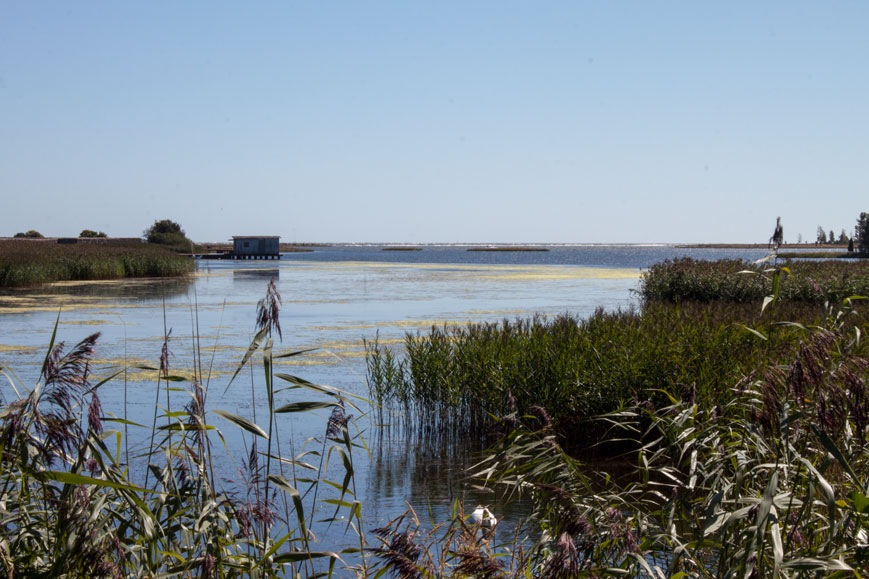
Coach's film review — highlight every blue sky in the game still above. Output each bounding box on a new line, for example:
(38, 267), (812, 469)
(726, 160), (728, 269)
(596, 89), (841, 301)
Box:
(1, 2), (867, 243)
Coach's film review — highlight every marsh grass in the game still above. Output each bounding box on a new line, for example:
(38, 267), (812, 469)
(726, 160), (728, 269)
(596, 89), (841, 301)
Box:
(366, 301), (866, 447)
(640, 257), (869, 305)
(368, 300), (869, 577)
(459, 319), (869, 577)
(366, 259), (869, 447)
(365, 251), (869, 576)
(0, 282), (368, 577)
(0, 239), (193, 288)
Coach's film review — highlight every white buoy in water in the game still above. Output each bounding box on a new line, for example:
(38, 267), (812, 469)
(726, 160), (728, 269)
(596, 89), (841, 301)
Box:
(470, 505), (498, 529)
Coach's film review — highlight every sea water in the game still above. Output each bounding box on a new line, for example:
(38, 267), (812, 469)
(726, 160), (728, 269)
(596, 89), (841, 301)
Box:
(0, 244), (771, 552)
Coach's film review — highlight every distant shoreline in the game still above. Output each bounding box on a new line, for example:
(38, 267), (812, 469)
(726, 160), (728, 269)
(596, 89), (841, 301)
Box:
(676, 243), (849, 249)
(467, 246), (549, 252)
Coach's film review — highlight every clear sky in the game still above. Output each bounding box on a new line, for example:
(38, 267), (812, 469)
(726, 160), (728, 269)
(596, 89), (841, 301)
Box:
(1, 2), (867, 244)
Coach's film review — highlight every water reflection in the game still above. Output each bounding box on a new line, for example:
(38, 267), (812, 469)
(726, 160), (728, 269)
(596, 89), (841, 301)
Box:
(232, 267), (280, 280)
(38, 276), (192, 302)
(365, 431), (533, 542)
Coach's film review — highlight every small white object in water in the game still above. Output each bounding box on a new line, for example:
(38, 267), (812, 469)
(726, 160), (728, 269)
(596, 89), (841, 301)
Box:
(470, 505), (498, 529)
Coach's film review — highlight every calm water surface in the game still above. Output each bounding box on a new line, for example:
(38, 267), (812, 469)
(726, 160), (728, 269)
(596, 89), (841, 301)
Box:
(0, 244), (770, 552)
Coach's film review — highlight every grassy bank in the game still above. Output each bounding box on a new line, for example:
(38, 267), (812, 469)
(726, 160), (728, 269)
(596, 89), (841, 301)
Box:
(0, 239), (193, 288)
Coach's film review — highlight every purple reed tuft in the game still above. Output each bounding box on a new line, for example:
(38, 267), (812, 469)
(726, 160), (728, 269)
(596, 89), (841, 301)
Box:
(87, 388), (103, 435)
(235, 501), (252, 538)
(542, 531), (580, 578)
(326, 401), (351, 439)
(454, 547), (505, 579)
(256, 278), (282, 341)
(159, 331), (171, 378)
(251, 498), (276, 527)
(185, 381), (207, 447)
(42, 333), (100, 391)
(370, 527), (426, 579)
(75, 485), (90, 509)
(200, 553), (216, 579)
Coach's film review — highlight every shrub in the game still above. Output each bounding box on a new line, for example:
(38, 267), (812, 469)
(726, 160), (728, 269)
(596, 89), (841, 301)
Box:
(79, 229), (107, 238)
(13, 229), (44, 238)
(143, 219), (193, 252)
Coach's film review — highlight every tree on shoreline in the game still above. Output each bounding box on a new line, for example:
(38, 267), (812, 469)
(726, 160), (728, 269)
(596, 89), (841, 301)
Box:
(79, 229), (107, 238)
(816, 226), (827, 244)
(13, 230), (43, 238)
(857, 212), (869, 253)
(143, 219), (192, 252)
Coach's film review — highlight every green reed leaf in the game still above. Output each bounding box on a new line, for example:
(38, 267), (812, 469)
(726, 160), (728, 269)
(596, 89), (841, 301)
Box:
(275, 401), (338, 413)
(212, 409), (269, 439)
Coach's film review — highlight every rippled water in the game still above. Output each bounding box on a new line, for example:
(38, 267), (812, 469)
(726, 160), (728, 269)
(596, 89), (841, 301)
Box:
(0, 244), (770, 550)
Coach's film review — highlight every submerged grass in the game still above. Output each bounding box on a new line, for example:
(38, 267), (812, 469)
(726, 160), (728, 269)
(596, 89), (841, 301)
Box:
(0, 239), (193, 288)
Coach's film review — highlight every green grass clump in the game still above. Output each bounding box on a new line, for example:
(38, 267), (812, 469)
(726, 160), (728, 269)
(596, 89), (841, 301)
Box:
(0, 239), (193, 288)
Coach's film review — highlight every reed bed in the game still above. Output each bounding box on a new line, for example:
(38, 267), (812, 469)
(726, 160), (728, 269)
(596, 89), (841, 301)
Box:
(367, 259), (869, 447)
(640, 257), (869, 304)
(446, 321), (869, 577)
(369, 263), (869, 577)
(0, 239), (193, 287)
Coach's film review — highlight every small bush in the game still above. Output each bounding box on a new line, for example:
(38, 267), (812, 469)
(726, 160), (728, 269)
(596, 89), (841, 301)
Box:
(13, 229), (44, 238)
(79, 229), (107, 238)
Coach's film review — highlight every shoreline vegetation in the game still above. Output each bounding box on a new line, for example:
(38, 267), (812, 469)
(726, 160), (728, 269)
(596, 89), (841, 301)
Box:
(364, 255), (869, 576)
(0, 238), (193, 289)
(677, 242), (850, 248)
